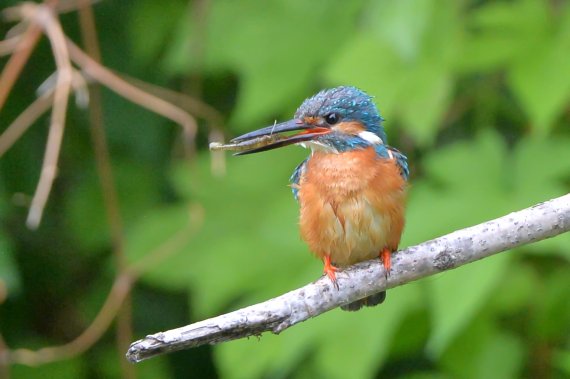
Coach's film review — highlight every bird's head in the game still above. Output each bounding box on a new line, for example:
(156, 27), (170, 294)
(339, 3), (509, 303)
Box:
(232, 86), (387, 154)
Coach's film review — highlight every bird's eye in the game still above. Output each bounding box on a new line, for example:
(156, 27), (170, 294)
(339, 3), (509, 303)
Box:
(324, 113), (340, 125)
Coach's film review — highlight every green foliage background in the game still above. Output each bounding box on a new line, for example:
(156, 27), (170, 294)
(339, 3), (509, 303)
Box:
(1, 0), (570, 378)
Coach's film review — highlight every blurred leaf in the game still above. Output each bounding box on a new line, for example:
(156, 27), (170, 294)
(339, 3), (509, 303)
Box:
(441, 318), (525, 379)
(553, 349), (570, 376)
(463, 0), (570, 132)
(0, 189), (18, 296)
(367, 0), (433, 61)
(489, 262), (536, 314)
(511, 135), (570, 199)
(404, 131), (570, 251)
(326, 0), (460, 144)
(183, 149), (313, 317)
(125, 203), (196, 290)
(426, 254), (511, 356)
(403, 130), (570, 356)
(530, 269), (570, 341)
(66, 161), (159, 252)
(163, 0), (364, 127)
(93, 346), (172, 379)
(127, 148), (312, 316)
(403, 130), (509, 247)
(127, 0), (188, 67)
(216, 319), (316, 379)
(458, 0), (548, 71)
(510, 136), (570, 259)
(508, 21), (570, 132)
(0, 230), (20, 296)
(458, 1), (570, 133)
(474, 332), (525, 379)
(400, 373), (452, 379)
(11, 357), (85, 379)
(310, 284), (422, 379)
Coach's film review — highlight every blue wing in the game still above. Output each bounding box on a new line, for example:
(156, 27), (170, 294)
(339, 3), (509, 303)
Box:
(374, 145), (409, 181)
(289, 158), (308, 201)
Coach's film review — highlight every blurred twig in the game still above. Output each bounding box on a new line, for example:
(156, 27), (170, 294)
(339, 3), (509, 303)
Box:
(76, 1), (134, 378)
(3, 203), (203, 366)
(22, 3), (74, 229)
(66, 39), (198, 144)
(0, 92), (54, 157)
(126, 194), (570, 362)
(0, 16), (42, 111)
(118, 74), (227, 175)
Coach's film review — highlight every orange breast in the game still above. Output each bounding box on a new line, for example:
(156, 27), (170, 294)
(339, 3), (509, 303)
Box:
(297, 147), (406, 266)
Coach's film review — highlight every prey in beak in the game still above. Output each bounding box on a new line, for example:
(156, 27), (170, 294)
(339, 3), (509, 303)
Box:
(229, 119), (331, 155)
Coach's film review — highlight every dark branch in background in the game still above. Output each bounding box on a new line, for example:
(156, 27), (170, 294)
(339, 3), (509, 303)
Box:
(126, 194), (570, 363)
(76, 1), (134, 378)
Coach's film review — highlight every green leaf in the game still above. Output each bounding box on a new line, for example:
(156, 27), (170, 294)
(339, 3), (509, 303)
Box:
(127, 0), (188, 66)
(474, 332), (525, 379)
(457, 0), (547, 72)
(426, 253), (511, 357)
(440, 318), (525, 379)
(310, 284), (422, 379)
(473, 1), (547, 52)
(404, 131), (570, 259)
(66, 161), (159, 252)
(399, 130), (570, 357)
(125, 204), (197, 290)
(511, 136), (570, 203)
(0, 186), (20, 296)
(366, 0), (433, 61)
(403, 130), (509, 246)
(529, 269), (570, 341)
(508, 31), (570, 132)
(215, 319), (317, 379)
(553, 349), (570, 376)
(510, 136), (570, 259)
(129, 149), (313, 316)
(0, 231), (20, 296)
(12, 357), (86, 379)
(163, 0), (365, 127)
(325, 0), (459, 145)
(505, 4), (570, 132)
(489, 262), (535, 314)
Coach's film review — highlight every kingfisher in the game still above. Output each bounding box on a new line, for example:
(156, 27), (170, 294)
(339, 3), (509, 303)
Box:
(232, 86), (408, 311)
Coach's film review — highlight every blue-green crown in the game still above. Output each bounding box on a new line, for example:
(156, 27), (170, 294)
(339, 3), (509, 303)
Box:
(294, 86), (387, 144)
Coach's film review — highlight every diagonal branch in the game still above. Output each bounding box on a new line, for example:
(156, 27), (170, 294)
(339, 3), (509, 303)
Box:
(126, 194), (570, 363)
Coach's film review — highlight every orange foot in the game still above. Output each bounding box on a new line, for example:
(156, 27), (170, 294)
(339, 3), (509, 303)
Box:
(380, 248), (392, 279)
(323, 255), (339, 290)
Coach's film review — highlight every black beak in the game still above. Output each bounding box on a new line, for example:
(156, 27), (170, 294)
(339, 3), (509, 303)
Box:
(231, 119), (330, 155)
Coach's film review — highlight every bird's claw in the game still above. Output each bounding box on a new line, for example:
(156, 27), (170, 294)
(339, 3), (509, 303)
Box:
(323, 256), (340, 290)
(380, 248), (392, 280)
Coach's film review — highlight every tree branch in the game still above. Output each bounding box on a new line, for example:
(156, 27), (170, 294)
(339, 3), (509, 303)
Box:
(126, 194), (570, 363)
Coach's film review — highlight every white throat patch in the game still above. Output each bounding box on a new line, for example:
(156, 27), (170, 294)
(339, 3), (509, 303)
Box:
(358, 131), (383, 144)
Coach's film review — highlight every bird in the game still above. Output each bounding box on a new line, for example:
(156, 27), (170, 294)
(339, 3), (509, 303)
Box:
(231, 86), (409, 311)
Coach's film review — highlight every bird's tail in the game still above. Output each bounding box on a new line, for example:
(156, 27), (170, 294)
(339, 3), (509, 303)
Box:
(340, 291), (387, 312)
